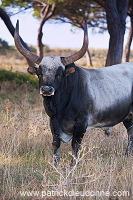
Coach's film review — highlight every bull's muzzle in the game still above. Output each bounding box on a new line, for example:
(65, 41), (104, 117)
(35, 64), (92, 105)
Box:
(40, 86), (55, 96)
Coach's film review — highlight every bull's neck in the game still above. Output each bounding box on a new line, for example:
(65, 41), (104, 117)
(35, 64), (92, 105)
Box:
(43, 65), (85, 118)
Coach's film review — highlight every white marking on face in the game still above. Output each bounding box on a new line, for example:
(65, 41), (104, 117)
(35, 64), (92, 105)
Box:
(39, 56), (65, 84)
(40, 56), (65, 71)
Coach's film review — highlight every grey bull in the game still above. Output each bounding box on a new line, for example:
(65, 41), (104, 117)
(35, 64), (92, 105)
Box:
(14, 20), (133, 165)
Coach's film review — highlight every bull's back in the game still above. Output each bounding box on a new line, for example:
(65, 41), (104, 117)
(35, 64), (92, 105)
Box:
(85, 62), (133, 127)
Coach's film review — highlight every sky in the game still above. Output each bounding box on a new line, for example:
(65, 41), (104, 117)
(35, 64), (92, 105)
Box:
(0, 5), (133, 49)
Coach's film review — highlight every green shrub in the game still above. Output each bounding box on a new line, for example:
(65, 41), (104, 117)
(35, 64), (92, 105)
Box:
(0, 69), (38, 88)
(0, 38), (11, 50)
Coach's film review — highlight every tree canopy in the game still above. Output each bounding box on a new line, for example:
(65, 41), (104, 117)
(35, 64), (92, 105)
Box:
(1, 0), (132, 66)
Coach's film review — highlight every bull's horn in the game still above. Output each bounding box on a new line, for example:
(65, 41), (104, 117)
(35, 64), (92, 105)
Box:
(61, 21), (88, 66)
(14, 20), (42, 65)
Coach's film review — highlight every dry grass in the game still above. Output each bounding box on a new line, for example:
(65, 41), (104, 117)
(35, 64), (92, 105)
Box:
(1, 48), (133, 73)
(0, 48), (108, 73)
(0, 49), (133, 200)
(0, 84), (133, 200)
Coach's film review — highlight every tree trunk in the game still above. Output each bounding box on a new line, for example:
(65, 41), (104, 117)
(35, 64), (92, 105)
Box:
(105, 29), (125, 66)
(0, 8), (35, 68)
(124, 12), (133, 62)
(37, 21), (45, 57)
(36, 3), (55, 57)
(105, 0), (129, 66)
(86, 49), (93, 66)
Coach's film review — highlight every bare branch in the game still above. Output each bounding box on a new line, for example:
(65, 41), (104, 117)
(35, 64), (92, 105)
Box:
(45, 3), (56, 20)
(0, 8), (35, 68)
(32, 0), (47, 7)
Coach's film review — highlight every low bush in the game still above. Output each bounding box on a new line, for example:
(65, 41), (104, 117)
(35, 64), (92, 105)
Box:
(0, 69), (38, 88)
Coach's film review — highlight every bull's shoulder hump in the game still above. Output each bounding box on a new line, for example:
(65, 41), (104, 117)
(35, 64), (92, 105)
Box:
(76, 62), (133, 77)
(107, 62), (133, 69)
(94, 62), (133, 74)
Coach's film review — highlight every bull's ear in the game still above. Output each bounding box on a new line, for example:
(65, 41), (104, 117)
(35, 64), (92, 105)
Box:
(27, 67), (38, 75)
(65, 67), (76, 76)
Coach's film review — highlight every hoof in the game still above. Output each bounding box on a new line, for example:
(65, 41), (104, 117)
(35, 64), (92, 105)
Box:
(102, 127), (112, 136)
(105, 127), (112, 136)
(54, 159), (60, 167)
(53, 156), (60, 167)
(70, 157), (80, 167)
(54, 162), (59, 168)
(104, 130), (110, 136)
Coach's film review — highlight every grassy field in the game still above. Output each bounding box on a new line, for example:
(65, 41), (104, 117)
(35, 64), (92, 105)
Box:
(0, 49), (133, 200)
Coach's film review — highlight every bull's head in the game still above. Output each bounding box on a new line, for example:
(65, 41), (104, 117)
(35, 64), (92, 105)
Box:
(14, 20), (88, 96)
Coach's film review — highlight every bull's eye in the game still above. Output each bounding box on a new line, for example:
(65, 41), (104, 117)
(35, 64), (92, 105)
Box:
(37, 68), (43, 78)
(37, 72), (43, 79)
(55, 66), (63, 79)
(36, 70), (42, 78)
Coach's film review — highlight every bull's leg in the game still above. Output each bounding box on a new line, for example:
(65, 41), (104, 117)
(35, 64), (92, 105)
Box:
(52, 135), (61, 165)
(50, 118), (61, 166)
(102, 127), (113, 136)
(123, 114), (133, 155)
(71, 125), (86, 159)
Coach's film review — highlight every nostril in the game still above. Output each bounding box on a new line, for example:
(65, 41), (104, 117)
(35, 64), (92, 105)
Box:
(49, 87), (53, 92)
(42, 87), (45, 92)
